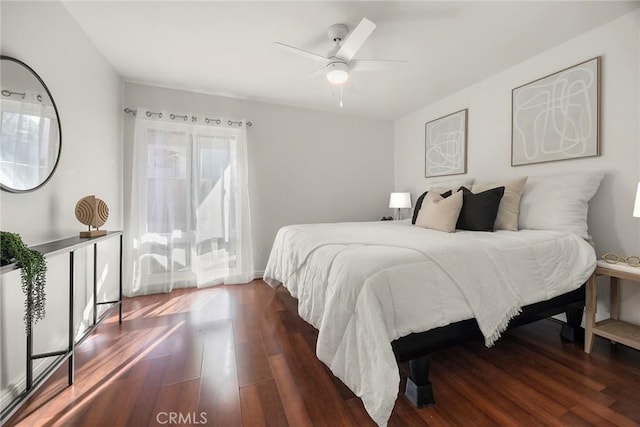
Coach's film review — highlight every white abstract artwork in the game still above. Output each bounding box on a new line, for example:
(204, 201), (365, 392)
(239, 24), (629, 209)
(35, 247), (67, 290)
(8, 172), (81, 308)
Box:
(512, 57), (599, 166)
(424, 109), (467, 177)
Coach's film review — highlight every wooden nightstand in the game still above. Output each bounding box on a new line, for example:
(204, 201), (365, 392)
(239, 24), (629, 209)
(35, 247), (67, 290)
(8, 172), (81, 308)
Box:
(585, 260), (640, 353)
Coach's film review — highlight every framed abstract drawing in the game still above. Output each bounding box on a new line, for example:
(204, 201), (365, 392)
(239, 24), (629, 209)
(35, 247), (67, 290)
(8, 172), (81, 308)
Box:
(512, 57), (600, 166)
(424, 109), (467, 178)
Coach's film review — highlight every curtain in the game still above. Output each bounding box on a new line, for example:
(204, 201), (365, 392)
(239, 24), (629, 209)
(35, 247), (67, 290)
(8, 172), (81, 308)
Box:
(125, 109), (254, 296)
(0, 91), (58, 189)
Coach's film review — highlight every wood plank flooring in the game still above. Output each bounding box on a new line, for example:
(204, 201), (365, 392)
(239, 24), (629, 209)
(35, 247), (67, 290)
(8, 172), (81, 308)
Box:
(6, 280), (640, 426)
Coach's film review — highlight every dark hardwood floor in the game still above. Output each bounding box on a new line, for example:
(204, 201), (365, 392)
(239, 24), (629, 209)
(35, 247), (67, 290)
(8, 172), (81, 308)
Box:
(6, 280), (640, 426)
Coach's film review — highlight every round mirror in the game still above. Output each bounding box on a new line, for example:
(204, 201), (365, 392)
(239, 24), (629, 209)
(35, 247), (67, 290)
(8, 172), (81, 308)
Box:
(1, 56), (61, 193)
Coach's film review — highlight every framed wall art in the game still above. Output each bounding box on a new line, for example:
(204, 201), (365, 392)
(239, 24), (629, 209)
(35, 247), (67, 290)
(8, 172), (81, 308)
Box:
(424, 108), (467, 178)
(512, 57), (600, 166)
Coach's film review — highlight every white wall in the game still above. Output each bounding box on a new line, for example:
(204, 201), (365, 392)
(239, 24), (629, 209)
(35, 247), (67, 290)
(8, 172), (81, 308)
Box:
(124, 83), (395, 274)
(0, 0), (123, 412)
(0, 1), (124, 244)
(395, 10), (640, 323)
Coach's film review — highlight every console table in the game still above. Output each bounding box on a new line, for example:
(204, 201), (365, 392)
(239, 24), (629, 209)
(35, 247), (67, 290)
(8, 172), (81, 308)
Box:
(0, 231), (123, 422)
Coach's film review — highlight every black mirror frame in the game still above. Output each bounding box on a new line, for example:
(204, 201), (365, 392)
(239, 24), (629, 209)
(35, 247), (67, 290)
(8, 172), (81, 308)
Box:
(0, 55), (62, 193)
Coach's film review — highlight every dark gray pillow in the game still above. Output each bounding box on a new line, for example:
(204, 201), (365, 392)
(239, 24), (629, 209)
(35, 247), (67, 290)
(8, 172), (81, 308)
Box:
(456, 186), (505, 231)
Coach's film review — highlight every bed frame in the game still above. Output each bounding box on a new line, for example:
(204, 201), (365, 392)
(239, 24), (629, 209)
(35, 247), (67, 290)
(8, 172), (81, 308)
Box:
(391, 284), (585, 408)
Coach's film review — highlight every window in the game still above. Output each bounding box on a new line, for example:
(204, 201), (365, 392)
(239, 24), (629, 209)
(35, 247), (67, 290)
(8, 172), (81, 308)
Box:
(127, 114), (253, 295)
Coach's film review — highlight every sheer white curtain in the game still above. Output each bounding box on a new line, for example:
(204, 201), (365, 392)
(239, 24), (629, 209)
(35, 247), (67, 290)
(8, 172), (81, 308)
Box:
(0, 91), (58, 189)
(125, 109), (254, 296)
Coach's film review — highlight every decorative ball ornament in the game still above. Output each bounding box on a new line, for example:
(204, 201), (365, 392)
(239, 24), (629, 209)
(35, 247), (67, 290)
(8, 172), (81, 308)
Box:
(75, 195), (109, 237)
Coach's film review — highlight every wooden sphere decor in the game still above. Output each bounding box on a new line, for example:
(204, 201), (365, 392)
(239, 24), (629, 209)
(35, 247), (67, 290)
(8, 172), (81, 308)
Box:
(75, 195), (109, 237)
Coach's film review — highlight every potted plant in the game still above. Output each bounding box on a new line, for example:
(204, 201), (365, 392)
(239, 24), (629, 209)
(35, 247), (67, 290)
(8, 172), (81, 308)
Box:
(0, 232), (47, 334)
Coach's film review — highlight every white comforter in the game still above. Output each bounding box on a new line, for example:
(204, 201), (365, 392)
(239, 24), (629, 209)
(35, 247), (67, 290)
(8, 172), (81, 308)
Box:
(263, 221), (596, 426)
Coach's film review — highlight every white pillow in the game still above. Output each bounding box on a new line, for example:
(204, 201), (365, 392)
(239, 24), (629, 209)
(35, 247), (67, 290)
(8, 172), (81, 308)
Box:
(473, 177), (527, 231)
(415, 190), (463, 233)
(426, 177), (474, 193)
(518, 172), (604, 240)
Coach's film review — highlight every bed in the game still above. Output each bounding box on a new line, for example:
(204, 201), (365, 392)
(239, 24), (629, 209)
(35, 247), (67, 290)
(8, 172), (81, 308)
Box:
(263, 219), (596, 426)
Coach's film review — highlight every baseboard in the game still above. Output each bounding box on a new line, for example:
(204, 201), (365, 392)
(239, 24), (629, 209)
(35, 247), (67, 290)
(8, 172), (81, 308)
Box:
(0, 338), (68, 411)
(552, 307), (610, 327)
(552, 313), (567, 323)
(253, 270), (265, 280)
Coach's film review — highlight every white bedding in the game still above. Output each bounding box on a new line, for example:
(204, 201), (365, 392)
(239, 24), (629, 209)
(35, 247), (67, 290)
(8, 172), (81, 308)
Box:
(263, 221), (596, 426)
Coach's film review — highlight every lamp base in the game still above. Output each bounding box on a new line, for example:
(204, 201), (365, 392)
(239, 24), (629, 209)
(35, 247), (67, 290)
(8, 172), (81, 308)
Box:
(394, 208), (402, 221)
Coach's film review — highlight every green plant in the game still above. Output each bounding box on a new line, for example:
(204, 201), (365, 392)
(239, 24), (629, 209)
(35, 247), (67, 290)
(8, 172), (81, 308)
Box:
(0, 232), (47, 334)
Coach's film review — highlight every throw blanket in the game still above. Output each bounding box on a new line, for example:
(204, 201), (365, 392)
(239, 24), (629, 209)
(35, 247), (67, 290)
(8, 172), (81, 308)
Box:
(264, 221), (595, 426)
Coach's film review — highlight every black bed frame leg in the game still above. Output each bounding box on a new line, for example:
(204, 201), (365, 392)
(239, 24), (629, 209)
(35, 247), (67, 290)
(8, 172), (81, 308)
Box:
(561, 307), (584, 343)
(405, 355), (435, 408)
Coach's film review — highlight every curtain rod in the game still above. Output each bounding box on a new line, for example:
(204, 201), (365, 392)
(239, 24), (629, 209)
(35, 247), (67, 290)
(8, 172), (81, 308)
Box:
(1, 89), (26, 99)
(123, 108), (252, 127)
(2, 89), (44, 102)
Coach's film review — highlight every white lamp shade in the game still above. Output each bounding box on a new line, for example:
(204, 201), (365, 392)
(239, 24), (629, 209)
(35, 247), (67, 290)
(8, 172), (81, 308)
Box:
(634, 181), (640, 218)
(389, 192), (412, 209)
(326, 62), (349, 85)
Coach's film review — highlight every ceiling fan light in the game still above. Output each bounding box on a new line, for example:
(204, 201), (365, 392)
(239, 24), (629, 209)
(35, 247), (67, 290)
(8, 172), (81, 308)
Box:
(326, 62), (349, 84)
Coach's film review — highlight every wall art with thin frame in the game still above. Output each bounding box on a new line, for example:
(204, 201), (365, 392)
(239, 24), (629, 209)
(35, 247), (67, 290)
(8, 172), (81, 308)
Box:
(424, 109), (467, 178)
(512, 57), (600, 166)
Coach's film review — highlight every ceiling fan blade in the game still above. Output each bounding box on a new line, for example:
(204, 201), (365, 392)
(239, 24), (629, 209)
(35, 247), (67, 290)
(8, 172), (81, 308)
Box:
(350, 59), (408, 72)
(335, 18), (376, 62)
(273, 42), (328, 63)
(308, 67), (327, 78)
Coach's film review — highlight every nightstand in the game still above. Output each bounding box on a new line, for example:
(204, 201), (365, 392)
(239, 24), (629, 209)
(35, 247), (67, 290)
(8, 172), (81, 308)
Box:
(585, 260), (640, 353)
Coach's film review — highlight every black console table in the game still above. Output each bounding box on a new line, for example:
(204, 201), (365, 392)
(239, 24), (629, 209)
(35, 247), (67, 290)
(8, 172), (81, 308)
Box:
(0, 231), (123, 423)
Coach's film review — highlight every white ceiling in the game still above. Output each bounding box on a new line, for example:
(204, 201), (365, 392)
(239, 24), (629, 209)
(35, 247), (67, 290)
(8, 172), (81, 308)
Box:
(62, 1), (639, 120)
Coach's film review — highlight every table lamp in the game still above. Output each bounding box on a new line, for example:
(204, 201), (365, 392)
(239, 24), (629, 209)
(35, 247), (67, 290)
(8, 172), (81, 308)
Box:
(389, 192), (411, 220)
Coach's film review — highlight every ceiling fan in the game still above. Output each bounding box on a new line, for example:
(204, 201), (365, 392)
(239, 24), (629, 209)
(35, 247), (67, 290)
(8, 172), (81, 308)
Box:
(274, 18), (407, 85)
